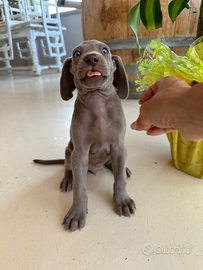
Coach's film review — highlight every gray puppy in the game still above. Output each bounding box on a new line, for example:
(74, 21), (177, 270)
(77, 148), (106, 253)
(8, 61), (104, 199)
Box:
(34, 40), (135, 232)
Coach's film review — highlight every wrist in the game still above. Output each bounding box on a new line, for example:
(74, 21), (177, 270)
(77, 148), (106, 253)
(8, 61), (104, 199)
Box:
(172, 83), (203, 132)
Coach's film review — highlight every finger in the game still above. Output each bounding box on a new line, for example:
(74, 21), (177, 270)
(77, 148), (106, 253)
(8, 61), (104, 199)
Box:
(147, 127), (166, 136)
(139, 76), (185, 104)
(133, 116), (152, 131)
(131, 120), (151, 131)
(131, 121), (137, 130)
(147, 126), (176, 136)
(139, 79), (162, 104)
(139, 86), (156, 104)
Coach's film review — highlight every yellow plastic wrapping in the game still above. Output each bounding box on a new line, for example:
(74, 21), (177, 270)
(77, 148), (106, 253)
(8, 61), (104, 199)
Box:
(167, 131), (203, 178)
(136, 36), (203, 178)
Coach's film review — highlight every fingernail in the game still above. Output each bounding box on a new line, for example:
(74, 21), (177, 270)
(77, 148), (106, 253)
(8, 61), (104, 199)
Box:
(139, 100), (143, 105)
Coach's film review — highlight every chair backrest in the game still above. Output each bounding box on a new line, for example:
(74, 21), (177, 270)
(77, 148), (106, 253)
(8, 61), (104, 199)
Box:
(40, 0), (66, 57)
(7, 0), (26, 23)
(24, 0), (42, 22)
(0, 0), (14, 61)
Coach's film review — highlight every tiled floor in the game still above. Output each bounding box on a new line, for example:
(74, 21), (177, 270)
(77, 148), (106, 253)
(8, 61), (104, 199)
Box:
(1, 72), (203, 270)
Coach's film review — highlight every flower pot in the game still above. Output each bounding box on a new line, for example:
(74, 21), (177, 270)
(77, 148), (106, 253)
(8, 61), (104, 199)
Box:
(167, 131), (203, 178)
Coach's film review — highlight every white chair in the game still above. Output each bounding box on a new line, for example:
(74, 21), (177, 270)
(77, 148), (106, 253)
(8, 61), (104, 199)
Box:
(0, 0), (66, 75)
(40, 0), (66, 58)
(0, 0), (14, 71)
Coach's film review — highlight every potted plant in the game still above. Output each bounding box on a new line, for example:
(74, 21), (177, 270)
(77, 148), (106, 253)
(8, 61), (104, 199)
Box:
(129, 0), (203, 57)
(129, 0), (203, 178)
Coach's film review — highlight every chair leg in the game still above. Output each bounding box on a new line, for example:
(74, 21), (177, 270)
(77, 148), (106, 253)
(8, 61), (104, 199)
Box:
(29, 31), (41, 76)
(3, 51), (12, 73)
(55, 55), (62, 73)
(54, 36), (62, 73)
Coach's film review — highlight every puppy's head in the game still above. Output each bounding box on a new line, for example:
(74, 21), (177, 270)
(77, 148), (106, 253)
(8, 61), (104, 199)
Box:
(60, 40), (129, 100)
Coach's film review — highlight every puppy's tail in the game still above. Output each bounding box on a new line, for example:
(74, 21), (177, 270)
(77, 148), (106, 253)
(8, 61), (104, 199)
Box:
(33, 159), (65, 165)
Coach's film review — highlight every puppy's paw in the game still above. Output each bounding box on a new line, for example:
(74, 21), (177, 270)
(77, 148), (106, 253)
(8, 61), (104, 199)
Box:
(59, 170), (73, 192)
(62, 205), (88, 232)
(114, 194), (136, 217)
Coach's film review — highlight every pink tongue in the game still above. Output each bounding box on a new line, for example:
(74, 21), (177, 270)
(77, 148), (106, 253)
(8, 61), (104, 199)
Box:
(87, 71), (101, 77)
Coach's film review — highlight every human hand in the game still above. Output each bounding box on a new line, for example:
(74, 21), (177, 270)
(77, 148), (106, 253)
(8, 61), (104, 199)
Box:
(131, 76), (191, 137)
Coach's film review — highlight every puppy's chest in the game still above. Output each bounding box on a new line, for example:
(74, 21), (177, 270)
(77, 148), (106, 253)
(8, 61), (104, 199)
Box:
(93, 116), (110, 135)
(90, 112), (122, 141)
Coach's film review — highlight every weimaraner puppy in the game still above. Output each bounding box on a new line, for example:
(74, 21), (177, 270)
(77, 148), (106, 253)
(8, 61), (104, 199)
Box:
(34, 40), (136, 232)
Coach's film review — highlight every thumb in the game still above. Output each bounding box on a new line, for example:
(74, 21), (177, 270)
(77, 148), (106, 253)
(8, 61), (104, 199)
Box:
(131, 121), (138, 130)
(131, 116), (151, 131)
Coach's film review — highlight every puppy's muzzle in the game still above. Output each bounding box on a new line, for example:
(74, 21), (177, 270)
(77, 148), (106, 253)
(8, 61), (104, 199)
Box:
(84, 53), (99, 66)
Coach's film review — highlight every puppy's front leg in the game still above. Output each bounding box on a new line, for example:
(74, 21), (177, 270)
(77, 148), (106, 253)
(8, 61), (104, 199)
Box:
(111, 145), (136, 217)
(63, 150), (88, 232)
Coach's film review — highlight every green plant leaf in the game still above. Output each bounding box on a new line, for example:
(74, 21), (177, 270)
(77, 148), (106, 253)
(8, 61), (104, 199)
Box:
(140, 0), (162, 32)
(168, 0), (189, 23)
(129, 2), (142, 57)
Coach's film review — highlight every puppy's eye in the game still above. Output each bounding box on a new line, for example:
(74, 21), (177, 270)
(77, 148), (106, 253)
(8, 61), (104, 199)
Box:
(101, 48), (108, 54)
(74, 51), (81, 58)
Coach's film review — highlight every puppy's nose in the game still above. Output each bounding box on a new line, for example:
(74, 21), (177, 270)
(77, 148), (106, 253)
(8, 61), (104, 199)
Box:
(84, 54), (99, 65)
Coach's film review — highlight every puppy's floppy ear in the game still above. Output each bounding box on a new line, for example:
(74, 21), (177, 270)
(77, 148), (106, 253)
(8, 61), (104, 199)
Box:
(112, 55), (129, 99)
(60, 57), (75, 101)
